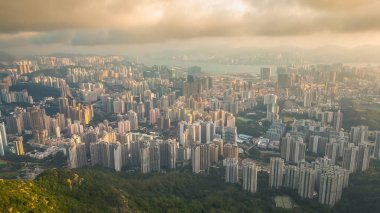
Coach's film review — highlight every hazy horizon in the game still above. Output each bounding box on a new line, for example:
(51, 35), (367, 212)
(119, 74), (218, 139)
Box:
(1, 0), (380, 60)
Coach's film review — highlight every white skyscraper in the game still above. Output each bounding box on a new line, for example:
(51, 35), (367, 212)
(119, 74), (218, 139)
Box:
(200, 144), (211, 172)
(269, 157), (284, 189)
(0, 122), (7, 156)
(128, 110), (139, 130)
(325, 143), (339, 165)
(159, 139), (177, 170)
(242, 159), (258, 193)
(375, 131), (380, 158)
(201, 121), (215, 144)
(333, 110), (343, 132)
(0, 122), (7, 147)
(303, 91), (312, 108)
(319, 173), (340, 206)
(356, 144), (370, 172)
(280, 136), (292, 162)
(118, 120), (131, 133)
(318, 166), (348, 207)
(191, 145), (201, 174)
(178, 121), (187, 146)
(342, 146), (358, 173)
(298, 167), (316, 199)
(283, 165), (299, 190)
(140, 142), (151, 174)
(140, 141), (160, 174)
(225, 158), (239, 183)
(264, 94), (277, 105)
(350, 126), (368, 145)
(290, 138), (306, 164)
(0, 136), (4, 157)
(281, 135), (305, 164)
(113, 142), (123, 172)
(67, 135), (87, 169)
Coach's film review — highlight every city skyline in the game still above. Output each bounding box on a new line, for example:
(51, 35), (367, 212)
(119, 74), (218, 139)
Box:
(1, 1), (380, 212)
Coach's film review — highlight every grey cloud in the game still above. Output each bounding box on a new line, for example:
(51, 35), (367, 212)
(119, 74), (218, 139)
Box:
(1, 0), (380, 46)
(29, 31), (74, 45)
(0, 0), (147, 32)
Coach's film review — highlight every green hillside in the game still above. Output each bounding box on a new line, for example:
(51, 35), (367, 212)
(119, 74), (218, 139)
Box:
(1, 162), (380, 213)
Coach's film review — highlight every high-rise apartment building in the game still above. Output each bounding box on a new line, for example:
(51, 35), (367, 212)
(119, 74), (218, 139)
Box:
(277, 71), (293, 89)
(269, 157), (284, 189)
(200, 144), (211, 172)
(0, 122), (7, 156)
(298, 167), (316, 199)
(374, 131), (380, 158)
(342, 146), (358, 173)
(225, 158), (239, 183)
(67, 135), (87, 169)
(318, 166), (348, 207)
(260, 68), (271, 80)
(192, 145), (201, 173)
(303, 91), (312, 108)
(223, 143), (239, 160)
(14, 137), (24, 156)
(242, 159), (257, 193)
(208, 143), (219, 165)
(280, 135), (305, 164)
(140, 141), (160, 174)
(200, 121), (215, 144)
(356, 144), (370, 172)
(263, 94), (277, 106)
(128, 110), (139, 130)
(149, 108), (160, 125)
(58, 97), (69, 114)
(159, 139), (177, 170)
(350, 126), (368, 145)
(333, 110), (343, 132)
(325, 143), (339, 165)
(283, 165), (299, 190)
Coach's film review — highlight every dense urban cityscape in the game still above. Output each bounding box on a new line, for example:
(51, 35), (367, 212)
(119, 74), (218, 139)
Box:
(1, 0), (380, 212)
(0, 54), (379, 212)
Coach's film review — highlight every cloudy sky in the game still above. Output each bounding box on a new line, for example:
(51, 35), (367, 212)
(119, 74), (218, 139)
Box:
(1, 0), (380, 55)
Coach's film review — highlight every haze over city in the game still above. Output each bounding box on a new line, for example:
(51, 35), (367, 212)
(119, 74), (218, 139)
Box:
(1, 1), (380, 213)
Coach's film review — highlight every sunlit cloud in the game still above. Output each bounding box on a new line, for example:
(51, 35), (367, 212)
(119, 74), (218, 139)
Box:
(0, 0), (380, 49)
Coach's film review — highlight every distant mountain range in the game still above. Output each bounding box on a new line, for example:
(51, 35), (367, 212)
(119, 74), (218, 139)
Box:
(0, 51), (15, 63)
(4, 44), (380, 65)
(140, 45), (380, 65)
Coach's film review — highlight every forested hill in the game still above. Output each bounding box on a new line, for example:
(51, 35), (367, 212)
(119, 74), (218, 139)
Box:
(1, 163), (380, 213)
